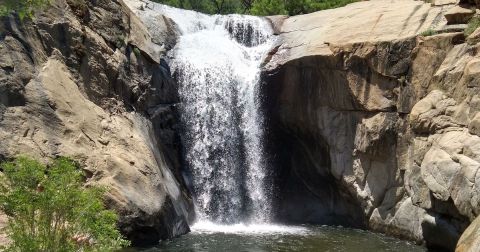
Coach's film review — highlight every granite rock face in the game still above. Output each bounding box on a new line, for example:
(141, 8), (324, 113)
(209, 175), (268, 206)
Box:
(4, 0), (480, 251)
(0, 0), (193, 246)
(263, 0), (480, 250)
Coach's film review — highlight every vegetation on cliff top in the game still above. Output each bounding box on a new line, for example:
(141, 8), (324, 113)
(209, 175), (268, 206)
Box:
(0, 157), (130, 252)
(465, 16), (480, 37)
(0, 0), (50, 19)
(153, 0), (359, 15)
(0, 0), (358, 18)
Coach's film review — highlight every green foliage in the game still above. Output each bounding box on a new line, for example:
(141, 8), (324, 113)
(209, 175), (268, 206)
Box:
(420, 28), (437, 37)
(0, 0), (50, 20)
(155, 0), (244, 14)
(250, 0), (287, 16)
(465, 16), (480, 37)
(0, 157), (130, 252)
(153, 0), (359, 16)
(133, 47), (141, 57)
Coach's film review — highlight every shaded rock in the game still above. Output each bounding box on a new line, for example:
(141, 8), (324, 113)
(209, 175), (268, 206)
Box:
(422, 212), (463, 251)
(459, 0), (480, 8)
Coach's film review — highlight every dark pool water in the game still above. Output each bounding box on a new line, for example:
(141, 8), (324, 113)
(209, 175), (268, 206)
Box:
(129, 222), (425, 252)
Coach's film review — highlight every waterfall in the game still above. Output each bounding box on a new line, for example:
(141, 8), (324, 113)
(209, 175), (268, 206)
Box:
(152, 4), (275, 224)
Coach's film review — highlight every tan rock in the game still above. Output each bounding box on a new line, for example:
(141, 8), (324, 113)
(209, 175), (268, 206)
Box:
(267, 0), (446, 68)
(0, 56), (191, 241)
(0, 0), (192, 245)
(432, 0), (459, 6)
(466, 27), (480, 44)
(124, 3), (165, 64)
(409, 90), (462, 133)
(263, 1), (471, 248)
(456, 215), (480, 252)
(0, 213), (8, 247)
(421, 146), (461, 201)
(123, 0), (179, 50)
(265, 15), (288, 35)
(469, 112), (480, 136)
(369, 197), (426, 242)
(445, 6), (475, 24)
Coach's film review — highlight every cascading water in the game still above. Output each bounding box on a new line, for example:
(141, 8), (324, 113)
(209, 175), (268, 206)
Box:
(151, 4), (275, 225)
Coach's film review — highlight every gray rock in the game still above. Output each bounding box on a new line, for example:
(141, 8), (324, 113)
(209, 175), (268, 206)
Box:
(0, 0), (192, 246)
(262, 1), (480, 250)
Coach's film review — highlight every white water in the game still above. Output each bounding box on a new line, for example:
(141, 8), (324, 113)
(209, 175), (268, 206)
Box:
(191, 221), (310, 235)
(146, 3), (276, 225)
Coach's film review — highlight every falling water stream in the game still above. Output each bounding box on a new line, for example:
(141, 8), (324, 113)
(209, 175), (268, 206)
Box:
(159, 5), (274, 226)
(129, 2), (426, 251)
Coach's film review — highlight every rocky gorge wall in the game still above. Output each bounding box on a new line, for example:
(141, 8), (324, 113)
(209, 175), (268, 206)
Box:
(3, 0), (480, 251)
(0, 0), (193, 246)
(262, 0), (480, 251)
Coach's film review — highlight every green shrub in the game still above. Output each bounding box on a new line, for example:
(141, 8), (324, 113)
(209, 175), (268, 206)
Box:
(0, 0), (50, 20)
(465, 16), (480, 37)
(420, 28), (437, 37)
(0, 156), (130, 252)
(153, 0), (359, 16)
(133, 47), (141, 57)
(250, 0), (288, 16)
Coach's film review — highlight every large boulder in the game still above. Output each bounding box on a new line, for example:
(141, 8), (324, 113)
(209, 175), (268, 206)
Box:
(457, 216), (480, 252)
(444, 6), (475, 24)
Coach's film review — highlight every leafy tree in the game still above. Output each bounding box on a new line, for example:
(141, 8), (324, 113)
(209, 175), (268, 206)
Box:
(154, 0), (359, 16)
(250, 0), (287, 16)
(0, 157), (130, 252)
(153, 0), (243, 14)
(284, 0), (309, 15)
(0, 0), (50, 20)
(241, 0), (255, 12)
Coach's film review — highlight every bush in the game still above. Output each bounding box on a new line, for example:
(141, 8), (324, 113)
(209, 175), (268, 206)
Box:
(465, 16), (480, 37)
(0, 0), (50, 20)
(420, 28), (437, 37)
(153, 0), (359, 16)
(0, 157), (130, 252)
(133, 47), (141, 57)
(250, 0), (288, 16)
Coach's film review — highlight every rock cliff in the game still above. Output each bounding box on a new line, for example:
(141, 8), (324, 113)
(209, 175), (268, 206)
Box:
(262, 0), (480, 251)
(0, 0), (193, 246)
